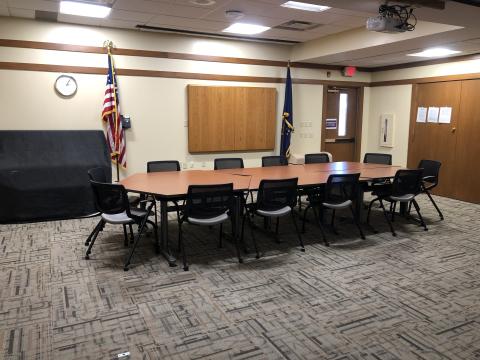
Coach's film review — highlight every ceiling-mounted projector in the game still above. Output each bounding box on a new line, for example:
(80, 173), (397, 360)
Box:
(367, 4), (417, 33)
(366, 16), (405, 33)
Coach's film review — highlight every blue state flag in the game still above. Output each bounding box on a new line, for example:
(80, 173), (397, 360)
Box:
(280, 65), (294, 158)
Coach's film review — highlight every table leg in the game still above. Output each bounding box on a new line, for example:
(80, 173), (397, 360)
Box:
(355, 187), (365, 221)
(233, 194), (243, 263)
(160, 200), (177, 267)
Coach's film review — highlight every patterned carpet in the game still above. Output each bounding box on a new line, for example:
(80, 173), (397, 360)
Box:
(1, 195), (480, 360)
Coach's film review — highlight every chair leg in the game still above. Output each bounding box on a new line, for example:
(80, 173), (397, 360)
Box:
(247, 213), (260, 259)
(231, 219), (243, 264)
(291, 212), (305, 252)
(146, 220), (160, 253)
(85, 219), (103, 246)
(391, 202), (397, 222)
(218, 223), (223, 248)
(302, 205), (311, 233)
(366, 198), (378, 225)
(274, 217), (280, 243)
(379, 199), (396, 237)
(412, 199), (428, 231)
(178, 222), (188, 271)
(85, 220), (104, 259)
(128, 224), (134, 243)
(425, 190), (444, 220)
(331, 210), (338, 235)
(122, 224), (129, 247)
(350, 205), (366, 240)
(312, 206), (328, 246)
(124, 216), (149, 271)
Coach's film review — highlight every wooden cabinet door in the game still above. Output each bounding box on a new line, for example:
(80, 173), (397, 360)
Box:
(454, 80), (480, 203)
(407, 82), (461, 197)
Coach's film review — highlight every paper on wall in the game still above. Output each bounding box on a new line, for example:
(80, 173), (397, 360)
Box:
(416, 107), (427, 123)
(438, 107), (452, 124)
(427, 107), (440, 123)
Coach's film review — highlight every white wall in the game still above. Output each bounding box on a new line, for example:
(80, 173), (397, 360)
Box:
(0, 17), (370, 177)
(363, 85), (413, 166)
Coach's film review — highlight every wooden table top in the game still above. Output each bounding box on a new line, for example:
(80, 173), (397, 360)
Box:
(121, 162), (405, 197)
(120, 170), (251, 198)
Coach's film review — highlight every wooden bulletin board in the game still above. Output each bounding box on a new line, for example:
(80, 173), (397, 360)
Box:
(188, 85), (277, 153)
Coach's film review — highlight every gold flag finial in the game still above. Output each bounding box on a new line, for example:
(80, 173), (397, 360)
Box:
(103, 40), (114, 52)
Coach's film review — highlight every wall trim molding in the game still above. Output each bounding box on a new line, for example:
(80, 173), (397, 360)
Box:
(0, 38), (369, 72)
(0, 61), (369, 87)
(370, 72), (480, 87)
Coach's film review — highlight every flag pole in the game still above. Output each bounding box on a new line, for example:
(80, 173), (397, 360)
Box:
(104, 40), (120, 182)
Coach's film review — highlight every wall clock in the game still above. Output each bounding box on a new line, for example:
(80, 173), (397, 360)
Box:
(55, 75), (77, 97)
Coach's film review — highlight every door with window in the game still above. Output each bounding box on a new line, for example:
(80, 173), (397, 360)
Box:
(322, 87), (361, 161)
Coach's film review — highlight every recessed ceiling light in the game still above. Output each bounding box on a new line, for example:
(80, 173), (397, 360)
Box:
(189, 0), (216, 5)
(281, 1), (331, 12)
(60, 1), (111, 18)
(223, 23), (271, 35)
(408, 47), (461, 58)
(225, 10), (244, 20)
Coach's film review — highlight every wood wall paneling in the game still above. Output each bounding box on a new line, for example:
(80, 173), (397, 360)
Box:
(454, 80), (480, 203)
(188, 85), (276, 153)
(407, 81), (461, 197)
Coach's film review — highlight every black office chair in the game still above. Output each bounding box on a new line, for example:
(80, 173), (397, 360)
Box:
(177, 183), (240, 271)
(87, 166), (110, 183)
(302, 173), (365, 245)
(305, 153), (330, 164)
(146, 160), (182, 223)
(147, 160), (181, 172)
(214, 158), (244, 170)
(262, 155), (288, 167)
(86, 180), (158, 271)
(367, 169), (427, 236)
(363, 153), (392, 165)
(243, 178), (304, 255)
(417, 159), (443, 220)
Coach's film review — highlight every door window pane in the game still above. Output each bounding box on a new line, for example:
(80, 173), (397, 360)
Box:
(338, 93), (348, 136)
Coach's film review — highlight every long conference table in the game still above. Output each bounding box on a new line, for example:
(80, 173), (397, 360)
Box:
(120, 161), (402, 266)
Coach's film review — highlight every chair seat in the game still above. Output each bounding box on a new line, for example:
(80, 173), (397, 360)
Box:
(101, 212), (134, 224)
(257, 206), (291, 217)
(130, 207), (150, 218)
(322, 200), (352, 209)
(188, 212), (228, 226)
(389, 194), (415, 202)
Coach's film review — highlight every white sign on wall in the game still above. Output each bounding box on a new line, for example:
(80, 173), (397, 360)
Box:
(380, 114), (394, 148)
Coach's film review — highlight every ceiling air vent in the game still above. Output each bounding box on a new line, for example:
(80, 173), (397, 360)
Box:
(275, 20), (321, 31)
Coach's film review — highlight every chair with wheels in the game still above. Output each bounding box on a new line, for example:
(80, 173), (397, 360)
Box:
(363, 153), (392, 165)
(367, 168), (427, 236)
(214, 158), (244, 170)
(177, 183), (240, 271)
(305, 153), (330, 164)
(302, 173), (365, 245)
(243, 178), (304, 255)
(417, 159), (443, 220)
(262, 155), (288, 167)
(86, 180), (158, 271)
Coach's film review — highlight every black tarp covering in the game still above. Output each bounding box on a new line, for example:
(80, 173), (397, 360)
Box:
(0, 130), (111, 223)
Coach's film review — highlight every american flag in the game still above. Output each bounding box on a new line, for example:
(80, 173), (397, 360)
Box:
(102, 51), (126, 168)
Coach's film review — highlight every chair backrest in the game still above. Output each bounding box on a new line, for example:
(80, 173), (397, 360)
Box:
(214, 158), (244, 170)
(324, 173), (360, 204)
(363, 153), (392, 165)
(418, 159), (441, 185)
(147, 160), (180, 173)
(391, 169), (423, 196)
(90, 181), (131, 216)
(87, 167), (110, 183)
(257, 178), (298, 211)
(262, 156), (288, 167)
(305, 153), (330, 164)
(185, 183), (234, 219)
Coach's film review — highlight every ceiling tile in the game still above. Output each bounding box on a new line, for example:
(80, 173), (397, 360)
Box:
(109, 9), (155, 23)
(8, 7), (35, 18)
(7, 0), (58, 12)
(148, 14), (229, 31)
(101, 18), (141, 30)
(113, 0), (213, 18)
(57, 13), (101, 26)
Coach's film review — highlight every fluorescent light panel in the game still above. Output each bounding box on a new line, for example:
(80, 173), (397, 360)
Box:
(281, 1), (331, 12)
(60, 1), (111, 18)
(223, 23), (270, 35)
(408, 47), (461, 58)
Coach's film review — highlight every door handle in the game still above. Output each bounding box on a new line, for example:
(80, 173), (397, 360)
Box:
(451, 127), (456, 133)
